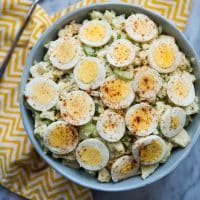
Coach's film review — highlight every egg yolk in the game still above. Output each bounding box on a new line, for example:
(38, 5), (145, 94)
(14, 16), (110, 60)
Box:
(52, 41), (76, 63)
(31, 82), (55, 105)
(140, 140), (162, 163)
(83, 23), (106, 42)
(133, 19), (152, 36)
(128, 107), (153, 132)
(170, 116), (180, 129)
(172, 80), (189, 98)
(48, 125), (76, 148)
(153, 43), (175, 69)
(138, 74), (156, 92)
(113, 44), (131, 62)
(62, 94), (92, 120)
(79, 146), (102, 166)
(119, 160), (135, 175)
(77, 60), (98, 83)
(101, 78), (130, 103)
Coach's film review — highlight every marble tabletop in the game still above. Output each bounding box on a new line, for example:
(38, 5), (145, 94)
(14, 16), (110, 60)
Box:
(1, 0), (200, 199)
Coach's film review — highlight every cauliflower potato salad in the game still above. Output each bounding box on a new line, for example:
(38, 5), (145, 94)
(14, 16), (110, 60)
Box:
(24, 10), (199, 183)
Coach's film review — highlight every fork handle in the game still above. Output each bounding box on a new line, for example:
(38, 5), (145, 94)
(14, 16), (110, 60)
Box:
(0, 1), (39, 78)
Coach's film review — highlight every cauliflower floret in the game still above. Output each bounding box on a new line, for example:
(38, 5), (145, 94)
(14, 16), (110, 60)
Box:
(62, 159), (80, 169)
(53, 151), (76, 161)
(96, 45), (109, 59)
(112, 15), (126, 30)
(184, 97), (199, 115)
(157, 86), (167, 99)
(160, 141), (173, 163)
(155, 101), (171, 117)
(58, 75), (79, 97)
(30, 62), (64, 81)
(90, 10), (104, 19)
(105, 64), (113, 77)
(98, 168), (111, 183)
(58, 21), (80, 39)
(179, 52), (193, 72)
(138, 50), (148, 60)
(30, 62), (49, 77)
(170, 129), (191, 148)
(141, 164), (159, 179)
(34, 117), (48, 138)
(112, 29), (127, 41)
(172, 70), (196, 82)
(141, 43), (151, 50)
(103, 10), (116, 24)
(107, 141), (125, 159)
(134, 56), (142, 66)
(40, 110), (56, 121)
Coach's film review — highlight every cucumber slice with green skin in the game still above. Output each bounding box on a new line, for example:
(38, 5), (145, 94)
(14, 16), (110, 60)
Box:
(83, 45), (97, 57)
(79, 122), (98, 138)
(113, 66), (134, 81)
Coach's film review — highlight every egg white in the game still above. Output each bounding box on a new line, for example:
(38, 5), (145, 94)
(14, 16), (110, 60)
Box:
(167, 73), (195, 106)
(96, 109), (125, 142)
(79, 20), (112, 47)
(125, 103), (158, 136)
(100, 75), (135, 109)
(125, 14), (158, 43)
(148, 36), (181, 73)
(160, 107), (186, 138)
(24, 77), (58, 111)
(48, 38), (81, 70)
(76, 138), (109, 171)
(60, 90), (95, 126)
(44, 121), (78, 155)
(111, 155), (139, 182)
(132, 135), (167, 165)
(106, 39), (136, 67)
(133, 66), (162, 100)
(73, 57), (106, 90)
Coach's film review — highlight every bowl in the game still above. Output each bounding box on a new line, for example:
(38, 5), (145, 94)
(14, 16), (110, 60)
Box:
(20, 2), (200, 191)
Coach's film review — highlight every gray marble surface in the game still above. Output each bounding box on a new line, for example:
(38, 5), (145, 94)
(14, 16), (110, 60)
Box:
(1, 0), (200, 199)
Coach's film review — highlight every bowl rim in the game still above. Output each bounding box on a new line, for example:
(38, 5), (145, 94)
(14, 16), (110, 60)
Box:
(20, 2), (200, 192)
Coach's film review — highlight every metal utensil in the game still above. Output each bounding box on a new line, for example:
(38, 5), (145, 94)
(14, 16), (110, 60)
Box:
(0, 0), (41, 78)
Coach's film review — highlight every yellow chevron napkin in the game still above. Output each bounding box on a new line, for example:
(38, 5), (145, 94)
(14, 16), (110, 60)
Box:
(0, 0), (192, 199)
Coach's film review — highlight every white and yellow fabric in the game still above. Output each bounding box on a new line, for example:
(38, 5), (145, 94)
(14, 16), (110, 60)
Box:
(0, 0), (192, 199)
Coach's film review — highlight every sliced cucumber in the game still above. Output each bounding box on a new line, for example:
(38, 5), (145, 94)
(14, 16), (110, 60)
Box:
(113, 66), (134, 81)
(83, 45), (97, 57)
(79, 122), (98, 140)
(117, 34), (122, 39)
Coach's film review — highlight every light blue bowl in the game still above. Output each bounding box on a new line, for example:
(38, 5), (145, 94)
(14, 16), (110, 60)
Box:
(20, 2), (200, 191)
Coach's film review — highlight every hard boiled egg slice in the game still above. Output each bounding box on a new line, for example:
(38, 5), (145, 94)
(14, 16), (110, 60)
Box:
(125, 103), (158, 136)
(111, 155), (139, 182)
(79, 20), (112, 47)
(100, 75), (135, 109)
(125, 13), (158, 42)
(24, 77), (58, 111)
(167, 73), (195, 106)
(133, 67), (162, 100)
(73, 57), (106, 90)
(76, 138), (109, 171)
(148, 36), (181, 73)
(48, 38), (80, 70)
(132, 135), (167, 165)
(160, 107), (186, 138)
(107, 39), (136, 67)
(44, 121), (78, 155)
(60, 90), (95, 126)
(96, 110), (125, 142)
